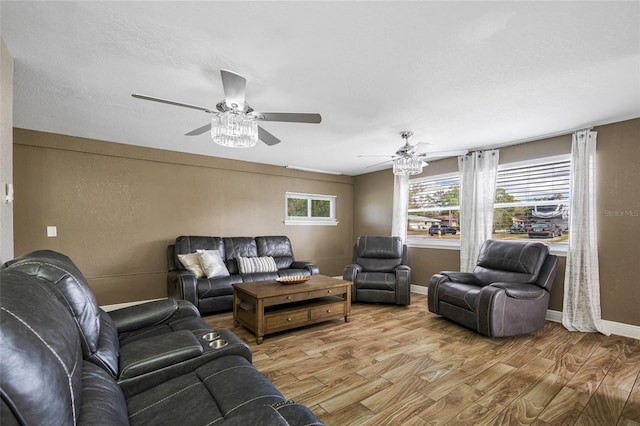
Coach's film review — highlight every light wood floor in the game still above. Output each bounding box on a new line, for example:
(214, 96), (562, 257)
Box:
(204, 294), (640, 425)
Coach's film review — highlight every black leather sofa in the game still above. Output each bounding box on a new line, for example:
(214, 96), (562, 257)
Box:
(428, 240), (559, 337)
(1, 250), (323, 425)
(167, 235), (319, 315)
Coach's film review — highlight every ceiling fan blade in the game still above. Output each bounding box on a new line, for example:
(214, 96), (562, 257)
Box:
(258, 126), (281, 146)
(132, 93), (213, 112)
(185, 123), (212, 136)
(259, 112), (322, 124)
(357, 154), (394, 158)
(366, 159), (394, 168)
(419, 149), (469, 159)
(220, 70), (247, 110)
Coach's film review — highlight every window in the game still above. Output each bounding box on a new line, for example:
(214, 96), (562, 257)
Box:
(407, 155), (571, 248)
(285, 192), (338, 225)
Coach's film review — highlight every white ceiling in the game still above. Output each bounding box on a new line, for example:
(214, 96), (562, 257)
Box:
(2, 1), (639, 176)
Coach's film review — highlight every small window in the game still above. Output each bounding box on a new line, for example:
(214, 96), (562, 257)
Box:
(285, 192), (338, 226)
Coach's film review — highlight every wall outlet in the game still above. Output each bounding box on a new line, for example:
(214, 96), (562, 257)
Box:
(47, 226), (57, 237)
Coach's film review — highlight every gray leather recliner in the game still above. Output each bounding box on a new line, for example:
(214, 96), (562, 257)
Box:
(428, 239), (559, 337)
(343, 236), (411, 306)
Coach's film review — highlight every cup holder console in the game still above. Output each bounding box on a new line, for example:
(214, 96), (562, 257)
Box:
(201, 332), (220, 342)
(209, 339), (228, 349)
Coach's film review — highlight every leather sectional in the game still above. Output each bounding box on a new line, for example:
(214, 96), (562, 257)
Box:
(167, 235), (319, 315)
(1, 250), (322, 425)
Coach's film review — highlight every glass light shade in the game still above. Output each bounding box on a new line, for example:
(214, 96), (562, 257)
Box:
(211, 111), (258, 148)
(393, 156), (423, 175)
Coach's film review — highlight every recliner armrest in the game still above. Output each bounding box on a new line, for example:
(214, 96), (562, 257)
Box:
(489, 282), (547, 299)
(290, 260), (320, 275)
(108, 298), (198, 333)
(439, 271), (480, 285)
(343, 263), (362, 282)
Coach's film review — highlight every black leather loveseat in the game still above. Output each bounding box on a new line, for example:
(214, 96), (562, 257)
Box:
(1, 250), (322, 425)
(168, 235), (319, 315)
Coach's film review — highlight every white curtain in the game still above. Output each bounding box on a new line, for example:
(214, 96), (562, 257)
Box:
(391, 173), (409, 242)
(562, 130), (608, 334)
(458, 150), (499, 272)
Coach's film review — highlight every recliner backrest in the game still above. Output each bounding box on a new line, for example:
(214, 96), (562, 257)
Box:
(354, 236), (406, 273)
(473, 240), (550, 285)
(256, 236), (294, 269)
(1, 269), (84, 424)
(2, 250), (119, 377)
(223, 237), (258, 274)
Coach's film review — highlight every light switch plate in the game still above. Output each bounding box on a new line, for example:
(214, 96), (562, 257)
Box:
(47, 226), (57, 237)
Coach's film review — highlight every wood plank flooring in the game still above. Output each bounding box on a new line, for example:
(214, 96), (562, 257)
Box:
(204, 293), (640, 425)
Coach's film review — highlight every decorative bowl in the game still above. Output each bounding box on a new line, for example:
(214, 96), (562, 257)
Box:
(276, 275), (311, 285)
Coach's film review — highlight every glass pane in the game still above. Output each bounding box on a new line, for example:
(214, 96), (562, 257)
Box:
(409, 177), (460, 209)
(311, 199), (331, 217)
(287, 198), (308, 217)
(492, 204), (569, 243)
(408, 209), (461, 240)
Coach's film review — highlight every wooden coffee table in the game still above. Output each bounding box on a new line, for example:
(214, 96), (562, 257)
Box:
(233, 275), (351, 344)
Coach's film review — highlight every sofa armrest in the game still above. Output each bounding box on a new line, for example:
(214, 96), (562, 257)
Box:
(343, 263), (362, 282)
(290, 260), (320, 275)
(394, 265), (411, 306)
(118, 330), (203, 380)
(108, 299), (197, 333)
(167, 270), (198, 306)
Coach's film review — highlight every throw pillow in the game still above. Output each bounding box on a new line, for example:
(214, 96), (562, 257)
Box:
(177, 253), (205, 278)
(237, 256), (278, 274)
(197, 249), (230, 278)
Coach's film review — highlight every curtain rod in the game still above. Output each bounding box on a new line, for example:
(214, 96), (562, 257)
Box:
(484, 125), (594, 150)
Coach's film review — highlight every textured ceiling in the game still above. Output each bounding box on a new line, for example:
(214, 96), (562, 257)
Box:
(2, 1), (639, 176)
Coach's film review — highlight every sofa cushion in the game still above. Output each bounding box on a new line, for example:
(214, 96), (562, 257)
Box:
(255, 236), (295, 269)
(126, 355), (286, 425)
(175, 236), (225, 268)
(198, 249), (230, 278)
(237, 256), (278, 274)
(223, 237), (258, 274)
(78, 362), (129, 426)
(178, 252), (205, 278)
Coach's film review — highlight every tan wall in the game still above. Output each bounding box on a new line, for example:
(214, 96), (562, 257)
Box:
(1, 38), (14, 263)
(354, 118), (640, 326)
(13, 129), (355, 305)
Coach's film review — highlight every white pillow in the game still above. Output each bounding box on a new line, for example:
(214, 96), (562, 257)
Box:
(177, 253), (205, 278)
(197, 249), (230, 278)
(237, 256), (278, 274)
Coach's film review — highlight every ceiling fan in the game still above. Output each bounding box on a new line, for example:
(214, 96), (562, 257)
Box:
(360, 131), (469, 175)
(132, 70), (321, 147)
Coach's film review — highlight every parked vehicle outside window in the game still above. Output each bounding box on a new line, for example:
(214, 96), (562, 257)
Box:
(428, 224), (457, 236)
(528, 223), (562, 238)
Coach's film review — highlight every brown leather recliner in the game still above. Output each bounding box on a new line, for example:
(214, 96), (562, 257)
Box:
(428, 240), (558, 337)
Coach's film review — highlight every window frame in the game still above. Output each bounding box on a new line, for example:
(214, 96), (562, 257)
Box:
(284, 192), (338, 226)
(406, 155), (571, 255)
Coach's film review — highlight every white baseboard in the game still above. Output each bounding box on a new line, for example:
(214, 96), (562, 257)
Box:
(546, 309), (640, 340)
(412, 286), (639, 340)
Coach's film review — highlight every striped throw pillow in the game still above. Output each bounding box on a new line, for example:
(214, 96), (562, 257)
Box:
(237, 256), (278, 274)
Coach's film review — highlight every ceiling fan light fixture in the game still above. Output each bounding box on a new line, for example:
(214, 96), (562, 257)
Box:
(393, 156), (423, 176)
(211, 110), (258, 148)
